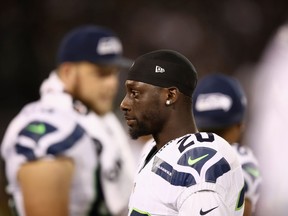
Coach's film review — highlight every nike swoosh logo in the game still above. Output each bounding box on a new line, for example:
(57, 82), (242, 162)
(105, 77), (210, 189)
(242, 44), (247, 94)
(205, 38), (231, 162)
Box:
(26, 123), (46, 135)
(245, 167), (260, 177)
(200, 206), (218, 215)
(187, 154), (209, 166)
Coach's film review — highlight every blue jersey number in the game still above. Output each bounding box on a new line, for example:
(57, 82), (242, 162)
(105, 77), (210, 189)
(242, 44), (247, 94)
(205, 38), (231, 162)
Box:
(178, 133), (215, 153)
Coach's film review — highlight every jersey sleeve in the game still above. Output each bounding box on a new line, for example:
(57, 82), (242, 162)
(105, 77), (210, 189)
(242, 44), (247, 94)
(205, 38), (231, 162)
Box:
(1, 107), (88, 190)
(179, 190), (244, 216)
(12, 116), (85, 161)
(174, 133), (245, 215)
(235, 144), (262, 211)
(242, 162), (261, 210)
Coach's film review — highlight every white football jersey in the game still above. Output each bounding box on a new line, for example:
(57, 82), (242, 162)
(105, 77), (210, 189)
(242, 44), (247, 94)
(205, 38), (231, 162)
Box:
(1, 95), (98, 216)
(231, 144), (261, 212)
(1, 72), (134, 216)
(129, 133), (244, 216)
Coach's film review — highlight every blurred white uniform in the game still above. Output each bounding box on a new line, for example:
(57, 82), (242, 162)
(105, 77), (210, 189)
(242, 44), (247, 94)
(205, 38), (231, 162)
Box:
(231, 144), (261, 212)
(244, 23), (288, 216)
(1, 72), (135, 216)
(128, 132), (244, 216)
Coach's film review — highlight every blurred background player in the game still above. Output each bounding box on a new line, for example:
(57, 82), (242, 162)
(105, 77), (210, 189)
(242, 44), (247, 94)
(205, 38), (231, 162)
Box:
(1, 25), (135, 216)
(193, 73), (262, 216)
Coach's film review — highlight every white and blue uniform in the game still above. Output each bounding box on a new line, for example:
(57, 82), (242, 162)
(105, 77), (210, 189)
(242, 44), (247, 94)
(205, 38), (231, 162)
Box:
(1, 72), (135, 216)
(129, 133), (244, 216)
(232, 144), (261, 212)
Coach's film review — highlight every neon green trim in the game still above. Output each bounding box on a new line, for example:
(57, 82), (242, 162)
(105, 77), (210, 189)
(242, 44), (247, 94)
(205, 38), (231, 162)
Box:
(131, 208), (151, 216)
(187, 154), (209, 166)
(245, 167), (260, 177)
(26, 123), (46, 134)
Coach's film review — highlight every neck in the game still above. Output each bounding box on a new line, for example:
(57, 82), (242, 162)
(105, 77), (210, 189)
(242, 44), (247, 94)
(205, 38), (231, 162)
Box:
(216, 124), (242, 145)
(153, 115), (198, 150)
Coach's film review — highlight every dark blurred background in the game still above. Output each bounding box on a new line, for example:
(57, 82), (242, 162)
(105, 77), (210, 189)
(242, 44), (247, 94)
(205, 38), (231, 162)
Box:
(1, 0), (288, 215)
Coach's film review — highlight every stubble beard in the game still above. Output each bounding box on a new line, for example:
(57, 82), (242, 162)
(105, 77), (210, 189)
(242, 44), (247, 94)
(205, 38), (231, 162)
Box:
(129, 111), (163, 140)
(129, 120), (151, 140)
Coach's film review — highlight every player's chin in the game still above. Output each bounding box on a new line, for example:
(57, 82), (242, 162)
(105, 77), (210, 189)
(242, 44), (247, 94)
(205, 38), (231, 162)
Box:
(129, 127), (149, 140)
(91, 103), (112, 116)
(129, 128), (142, 140)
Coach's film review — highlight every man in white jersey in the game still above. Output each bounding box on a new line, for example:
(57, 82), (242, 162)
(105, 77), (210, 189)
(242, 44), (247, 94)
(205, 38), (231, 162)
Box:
(192, 73), (262, 216)
(120, 50), (245, 216)
(1, 25), (135, 216)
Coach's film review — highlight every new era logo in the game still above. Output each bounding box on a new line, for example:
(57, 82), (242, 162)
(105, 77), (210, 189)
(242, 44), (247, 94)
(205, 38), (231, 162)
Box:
(155, 66), (165, 73)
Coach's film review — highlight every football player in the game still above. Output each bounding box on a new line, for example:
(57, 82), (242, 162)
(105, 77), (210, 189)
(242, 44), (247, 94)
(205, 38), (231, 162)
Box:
(1, 25), (135, 216)
(120, 50), (245, 216)
(193, 73), (261, 216)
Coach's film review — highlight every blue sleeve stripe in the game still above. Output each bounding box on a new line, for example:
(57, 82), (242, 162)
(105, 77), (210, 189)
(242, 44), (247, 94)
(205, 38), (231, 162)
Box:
(152, 157), (196, 187)
(205, 157), (231, 183)
(177, 147), (217, 174)
(19, 121), (57, 143)
(47, 124), (85, 155)
(236, 186), (245, 210)
(242, 162), (260, 181)
(15, 144), (36, 161)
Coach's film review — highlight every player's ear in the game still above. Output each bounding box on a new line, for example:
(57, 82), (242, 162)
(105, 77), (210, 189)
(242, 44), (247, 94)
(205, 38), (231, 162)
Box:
(166, 87), (179, 105)
(57, 62), (78, 93)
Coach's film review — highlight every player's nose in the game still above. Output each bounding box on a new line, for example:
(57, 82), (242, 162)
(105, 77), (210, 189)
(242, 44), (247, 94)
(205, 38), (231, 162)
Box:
(120, 94), (130, 112)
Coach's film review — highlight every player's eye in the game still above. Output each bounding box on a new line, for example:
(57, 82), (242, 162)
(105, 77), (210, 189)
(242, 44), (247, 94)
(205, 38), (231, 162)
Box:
(130, 90), (139, 98)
